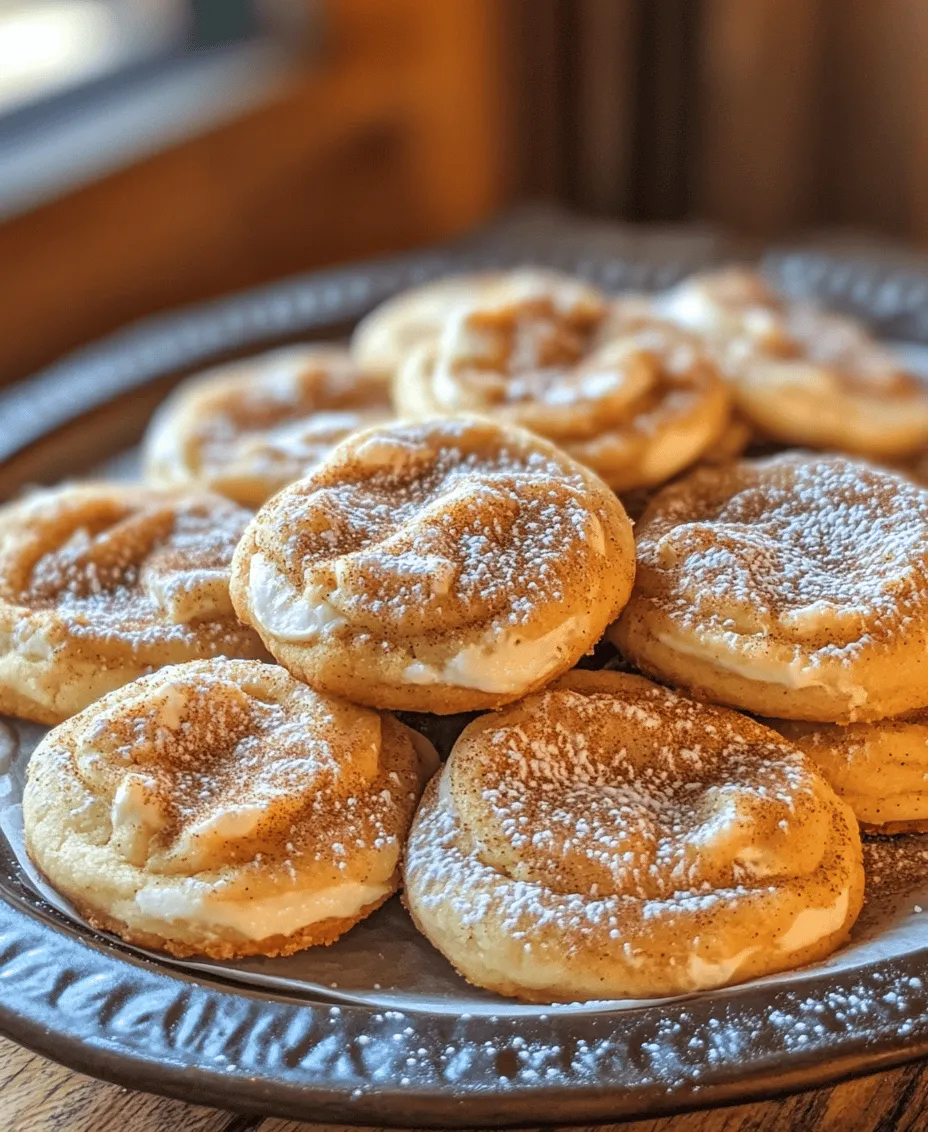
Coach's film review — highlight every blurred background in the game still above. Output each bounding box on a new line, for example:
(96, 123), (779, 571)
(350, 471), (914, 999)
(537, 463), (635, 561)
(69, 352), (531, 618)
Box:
(1, 0), (926, 384)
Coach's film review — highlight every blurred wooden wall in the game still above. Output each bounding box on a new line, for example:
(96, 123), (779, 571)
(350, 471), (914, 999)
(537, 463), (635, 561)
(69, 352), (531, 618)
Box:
(0, 0), (508, 385)
(696, 0), (928, 241)
(507, 0), (928, 241)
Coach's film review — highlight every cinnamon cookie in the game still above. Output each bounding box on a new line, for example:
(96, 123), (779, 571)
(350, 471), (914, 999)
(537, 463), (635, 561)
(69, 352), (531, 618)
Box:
(645, 268), (928, 458)
(24, 659), (436, 958)
(772, 714), (928, 835)
(0, 484), (266, 723)
(231, 416), (636, 713)
(395, 272), (731, 491)
(404, 670), (863, 1001)
(612, 453), (928, 722)
(143, 346), (393, 506)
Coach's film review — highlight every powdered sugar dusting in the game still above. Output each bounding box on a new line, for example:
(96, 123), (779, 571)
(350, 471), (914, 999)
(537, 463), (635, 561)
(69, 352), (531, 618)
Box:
(406, 672), (861, 1000)
(35, 660), (419, 882)
(247, 417), (625, 646)
(4, 485), (260, 655)
(636, 453), (928, 653)
(456, 684), (823, 903)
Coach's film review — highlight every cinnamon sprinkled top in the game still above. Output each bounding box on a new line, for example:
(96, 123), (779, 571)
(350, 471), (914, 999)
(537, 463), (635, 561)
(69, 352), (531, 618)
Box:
(51, 659), (423, 884)
(632, 453), (928, 651)
(777, 306), (922, 395)
(238, 416), (629, 642)
(654, 267), (923, 396)
(446, 671), (834, 903)
(398, 276), (727, 455)
(0, 484), (257, 652)
(144, 346), (393, 506)
(351, 268), (591, 377)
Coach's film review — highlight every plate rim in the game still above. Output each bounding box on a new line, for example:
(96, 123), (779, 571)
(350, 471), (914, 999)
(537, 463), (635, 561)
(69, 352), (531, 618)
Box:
(2, 891), (927, 1127)
(2, 215), (928, 1125)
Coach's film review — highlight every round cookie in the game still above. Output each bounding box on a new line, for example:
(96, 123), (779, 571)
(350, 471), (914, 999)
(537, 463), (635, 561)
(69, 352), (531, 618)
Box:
(0, 483), (267, 724)
(404, 669), (864, 1001)
(641, 266), (785, 347)
(772, 714), (928, 835)
(394, 273), (731, 491)
(143, 345), (393, 507)
(649, 267), (928, 458)
(350, 269), (583, 378)
(23, 659), (437, 958)
(230, 416), (636, 713)
(612, 453), (928, 723)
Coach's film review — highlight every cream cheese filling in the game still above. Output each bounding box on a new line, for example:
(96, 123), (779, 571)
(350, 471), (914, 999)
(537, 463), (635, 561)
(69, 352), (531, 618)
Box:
(129, 877), (392, 941)
(777, 886), (850, 953)
(248, 553), (344, 640)
(685, 886), (850, 990)
(402, 616), (579, 694)
(686, 947), (758, 990)
(655, 628), (869, 707)
(250, 551), (580, 693)
(145, 567), (233, 623)
(10, 623), (56, 662)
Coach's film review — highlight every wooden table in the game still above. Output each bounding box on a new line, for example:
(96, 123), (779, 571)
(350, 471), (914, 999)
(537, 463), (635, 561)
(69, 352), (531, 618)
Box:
(2, 1037), (926, 1132)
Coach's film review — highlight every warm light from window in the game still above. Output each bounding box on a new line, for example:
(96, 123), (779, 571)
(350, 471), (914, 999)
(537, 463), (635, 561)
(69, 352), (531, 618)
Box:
(0, 1), (123, 109)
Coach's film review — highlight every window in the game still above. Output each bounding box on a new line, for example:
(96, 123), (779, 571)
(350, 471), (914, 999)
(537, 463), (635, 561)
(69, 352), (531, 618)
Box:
(0, 1), (316, 217)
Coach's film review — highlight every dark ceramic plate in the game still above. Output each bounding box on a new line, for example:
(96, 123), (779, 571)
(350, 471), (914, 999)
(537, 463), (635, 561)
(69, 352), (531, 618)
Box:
(1, 209), (927, 1126)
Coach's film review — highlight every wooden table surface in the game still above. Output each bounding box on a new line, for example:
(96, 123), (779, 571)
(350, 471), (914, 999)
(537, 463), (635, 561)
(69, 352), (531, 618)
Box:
(2, 1037), (926, 1132)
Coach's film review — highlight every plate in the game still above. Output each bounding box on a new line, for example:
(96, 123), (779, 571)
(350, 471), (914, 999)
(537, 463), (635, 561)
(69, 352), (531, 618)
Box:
(0, 211), (927, 1126)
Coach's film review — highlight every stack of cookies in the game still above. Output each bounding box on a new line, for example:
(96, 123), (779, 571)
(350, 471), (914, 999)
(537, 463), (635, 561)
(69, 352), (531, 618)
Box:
(7, 265), (928, 1003)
